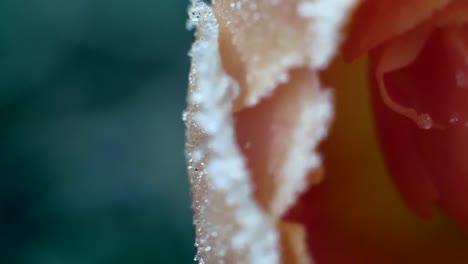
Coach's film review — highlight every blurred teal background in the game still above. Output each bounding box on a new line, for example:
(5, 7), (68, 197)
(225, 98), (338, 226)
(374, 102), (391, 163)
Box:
(0, 0), (194, 263)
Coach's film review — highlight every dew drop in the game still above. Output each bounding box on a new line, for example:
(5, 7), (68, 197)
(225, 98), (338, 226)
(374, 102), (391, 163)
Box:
(450, 115), (460, 124)
(416, 113), (433, 130)
(244, 142), (252, 150)
(182, 110), (189, 122)
(456, 70), (468, 88)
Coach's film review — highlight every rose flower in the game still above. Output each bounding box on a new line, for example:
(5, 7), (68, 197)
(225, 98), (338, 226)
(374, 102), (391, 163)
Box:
(184, 0), (468, 263)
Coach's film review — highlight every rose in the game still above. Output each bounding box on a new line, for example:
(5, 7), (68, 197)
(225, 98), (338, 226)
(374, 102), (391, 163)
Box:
(185, 0), (468, 263)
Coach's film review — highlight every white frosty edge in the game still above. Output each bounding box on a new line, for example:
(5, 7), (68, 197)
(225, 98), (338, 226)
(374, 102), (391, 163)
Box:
(244, 55), (302, 107)
(298, 0), (358, 69)
(186, 0), (360, 263)
(272, 88), (334, 217)
(267, 0), (358, 216)
(261, 0), (357, 219)
(244, 0), (358, 106)
(186, 1), (279, 264)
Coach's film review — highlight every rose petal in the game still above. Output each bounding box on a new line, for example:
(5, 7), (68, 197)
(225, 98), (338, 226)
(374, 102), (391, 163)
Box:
(186, 3), (280, 263)
(215, 0), (357, 109)
(234, 69), (332, 218)
(287, 53), (468, 264)
(186, 1), (358, 263)
(373, 24), (468, 230)
(343, 0), (450, 60)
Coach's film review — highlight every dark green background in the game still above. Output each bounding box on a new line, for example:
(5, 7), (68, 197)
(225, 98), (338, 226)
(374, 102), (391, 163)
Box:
(0, 1), (194, 263)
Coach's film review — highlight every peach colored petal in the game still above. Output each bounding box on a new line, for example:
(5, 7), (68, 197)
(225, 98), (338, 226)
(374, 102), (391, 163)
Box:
(214, 0), (357, 109)
(186, 0), (468, 262)
(279, 222), (311, 264)
(234, 69), (332, 218)
(186, 3), (279, 263)
(185, 0), (358, 263)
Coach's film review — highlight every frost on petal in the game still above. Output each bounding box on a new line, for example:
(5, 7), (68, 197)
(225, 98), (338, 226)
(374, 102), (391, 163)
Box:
(185, 0), (358, 263)
(214, 0), (357, 109)
(214, 0), (357, 224)
(234, 70), (333, 218)
(185, 2), (279, 263)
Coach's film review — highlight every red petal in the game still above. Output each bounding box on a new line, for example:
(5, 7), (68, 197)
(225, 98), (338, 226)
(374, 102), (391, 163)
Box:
(372, 24), (468, 229)
(343, 0), (450, 60)
(286, 56), (468, 264)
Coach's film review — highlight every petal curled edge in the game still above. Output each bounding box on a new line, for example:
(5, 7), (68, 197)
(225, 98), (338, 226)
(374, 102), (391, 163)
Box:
(343, 0), (450, 61)
(360, 0), (468, 223)
(214, 0), (358, 110)
(186, 3), (279, 263)
(186, 0), (358, 263)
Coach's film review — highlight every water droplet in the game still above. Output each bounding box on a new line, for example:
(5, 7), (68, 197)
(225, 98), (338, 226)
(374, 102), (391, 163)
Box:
(253, 13), (260, 21)
(182, 111), (189, 122)
(450, 115), (460, 124)
(416, 113), (433, 130)
(249, 2), (257, 10)
(244, 142), (252, 150)
(456, 71), (468, 88)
